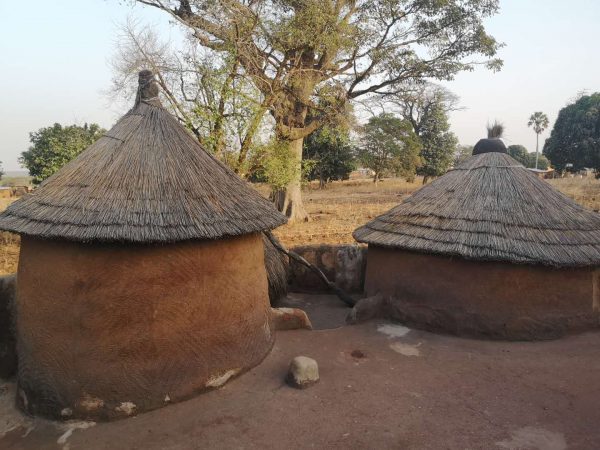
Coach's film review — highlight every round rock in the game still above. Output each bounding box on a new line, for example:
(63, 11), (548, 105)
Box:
(286, 356), (319, 389)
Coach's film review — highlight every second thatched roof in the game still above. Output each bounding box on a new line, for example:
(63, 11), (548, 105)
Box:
(354, 151), (600, 267)
(0, 71), (286, 243)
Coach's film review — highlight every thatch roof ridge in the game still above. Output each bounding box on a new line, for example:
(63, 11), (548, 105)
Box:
(0, 73), (286, 243)
(354, 152), (600, 267)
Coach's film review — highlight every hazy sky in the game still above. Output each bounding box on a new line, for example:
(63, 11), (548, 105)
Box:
(1, 0), (599, 171)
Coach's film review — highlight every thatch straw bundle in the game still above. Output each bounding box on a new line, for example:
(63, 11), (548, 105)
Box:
(354, 151), (600, 267)
(0, 71), (286, 243)
(263, 233), (289, 304)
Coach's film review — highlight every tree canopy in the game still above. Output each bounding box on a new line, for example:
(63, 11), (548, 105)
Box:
(357, 113), (421, 183)
(507, 144), (529, 166)
(20, 123), (105, 184)
(303, 126), (355, 188)
(544, 93), (600, 172)
(414, 96), (458, 181)
(135, 0), (503, 220)
(454, 145), (473, 167)
(508, 144), (550, 170)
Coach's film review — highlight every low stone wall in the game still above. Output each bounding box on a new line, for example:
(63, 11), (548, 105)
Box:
(289, 244), (367, 294)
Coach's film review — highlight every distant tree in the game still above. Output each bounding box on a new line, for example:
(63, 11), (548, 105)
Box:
(303, 126), (355, 189)
(544, 93), (600, 173)
(357, 113), (421, 184)
(380, 83), (459, 183)
(20, 123), (105, 184)
(416, 99), (458, 183)
(0, 162), (4, 179)
(454, 145), (473, 166)
(527, 112), (550, 169)
(507, 144), (529, 166)
(507, 144), (551, 170)
(527, 153), (550, 170)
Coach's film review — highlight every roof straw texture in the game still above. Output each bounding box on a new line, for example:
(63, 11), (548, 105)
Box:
(354, 152), (600, 267)
(0, 71), (286, 243)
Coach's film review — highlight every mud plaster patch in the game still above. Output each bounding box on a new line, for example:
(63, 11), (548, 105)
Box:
(263, 322), (271, 340)
(496, 426), (567, 450)
(0, 382), (34, 438)
(377, 323), (410, 338)
(206, 369), (240, 388)
(56, 421), (96, 447)
(115, 402), (137, 415)
(390, 342), (421, 357)
(79, 394), (104, 411)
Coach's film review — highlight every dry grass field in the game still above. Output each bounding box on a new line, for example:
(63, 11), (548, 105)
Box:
(1, 175), (600, 276)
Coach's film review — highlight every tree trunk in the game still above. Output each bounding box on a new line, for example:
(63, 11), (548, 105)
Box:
(535, 133), (539, 169)
(273, 137), (309, 222)
(423, 175), (430, 185)
(236, 105), (267, 177)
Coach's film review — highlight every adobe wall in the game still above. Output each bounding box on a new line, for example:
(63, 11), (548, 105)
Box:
(15, 233), (273, 421)
(365, 246), (600, 340)
(289, 244), (367, 293)
(0, 274), (17, 378)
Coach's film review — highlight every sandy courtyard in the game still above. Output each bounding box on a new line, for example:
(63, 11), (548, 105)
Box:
(1, 295), (599, 449)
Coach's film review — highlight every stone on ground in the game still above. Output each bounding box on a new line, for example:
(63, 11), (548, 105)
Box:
(271, 307), (312, 331)
(286, 356), (319, 389)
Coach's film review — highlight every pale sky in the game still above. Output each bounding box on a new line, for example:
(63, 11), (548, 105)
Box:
(1, 0), (599, 171)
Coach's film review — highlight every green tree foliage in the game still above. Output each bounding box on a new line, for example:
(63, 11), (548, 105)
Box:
(454, 145), (473, 166)
(357, 114), (421, 184)
(137, 0), (503, 221)
(507, 145), (529, 166)
(416, 100), (458, 182)
(248, 140), (298, 191)
(508, 144), (550, 170)
(0, 162), (4, 180)
(20, 123), (105, 184)
(530, 154), (550, 170)
(544, 93), (600, 172)
(303, 126), (355, 188)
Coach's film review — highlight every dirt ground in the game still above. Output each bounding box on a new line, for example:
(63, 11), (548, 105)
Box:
(1, 294), (599, 450)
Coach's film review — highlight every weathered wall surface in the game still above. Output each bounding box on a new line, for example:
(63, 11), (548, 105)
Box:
(0, 274), (17, 379)
(365, 246), (600, 340)
(16, 233), (273, 421)
(289, 244), (367, 293)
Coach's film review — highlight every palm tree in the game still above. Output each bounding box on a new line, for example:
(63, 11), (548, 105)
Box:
(527, 112), (550, 169)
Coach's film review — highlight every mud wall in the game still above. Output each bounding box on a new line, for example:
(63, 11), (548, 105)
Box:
(289, 244), (367, 293)
(0, 274), (16, 379)
(365, 246), (600, 340)
(16, 233), (273, 421)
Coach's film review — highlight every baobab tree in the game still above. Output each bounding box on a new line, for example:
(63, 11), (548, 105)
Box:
(134, 0), (503, 221)
(528, 111), (550, 169)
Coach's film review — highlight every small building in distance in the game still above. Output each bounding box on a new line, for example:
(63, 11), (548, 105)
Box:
(527, 167), (555, 179)
(0, 71), (287, 420)
(354, 137), (600, 340)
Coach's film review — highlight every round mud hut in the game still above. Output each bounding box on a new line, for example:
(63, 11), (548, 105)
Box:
(0, 71), (287, 420)
(353, 138), (600, 340)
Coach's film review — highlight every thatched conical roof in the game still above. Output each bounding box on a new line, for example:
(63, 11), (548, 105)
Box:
(0, 71), (286, 243)
(354, 150), (600, 267)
